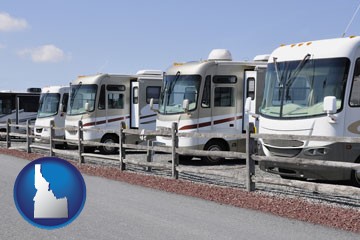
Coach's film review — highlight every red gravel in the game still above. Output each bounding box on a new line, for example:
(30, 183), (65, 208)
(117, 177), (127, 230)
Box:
(1, 148), (360, 234)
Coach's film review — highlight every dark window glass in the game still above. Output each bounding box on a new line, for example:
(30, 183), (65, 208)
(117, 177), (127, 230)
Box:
(98, 85), (105, 110)
(107, 85), (125, 91)
(146, 86), (161, 104)
(133, 87), (139, 104)
(62, 93), (69, 112)
(213, 75), (237, 84)
(247, 77), (255, 100)
(214, 87), (234, 107)
(108, 93), (124, 109)
(350, 58), (360, 107)
(201, 75), (211, 108)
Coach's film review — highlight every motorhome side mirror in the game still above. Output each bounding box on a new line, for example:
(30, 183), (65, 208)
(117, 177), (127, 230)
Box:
(244, 97), (252, 113)
(84, 102), (91, 112)
(59, 103), (64, 113)
(182, 99), (189, 113)
(150, 98), (154, 110)
(149, 98), (159, 113)
(323, 96), (336, 114)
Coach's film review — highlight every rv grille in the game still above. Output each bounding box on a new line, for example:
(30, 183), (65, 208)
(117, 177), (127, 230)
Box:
(263, 139), (304, 147)
(265, 146), (302, 157)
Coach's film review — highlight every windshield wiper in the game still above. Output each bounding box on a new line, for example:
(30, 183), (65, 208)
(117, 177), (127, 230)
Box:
(163, 71), (180, 114)
(286, 53), (311, 88)
(273, 57), (282, 85)
(69, 82), (82, 113)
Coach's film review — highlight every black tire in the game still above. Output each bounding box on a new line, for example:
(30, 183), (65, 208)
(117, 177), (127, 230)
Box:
(179, 155), (193, 162)
(351, 159), (360, 187)
(84, 146), (96, 153)
(0, 129), (6, 141)
(100, 134), (119, 155)
(201, 140), (227, 164)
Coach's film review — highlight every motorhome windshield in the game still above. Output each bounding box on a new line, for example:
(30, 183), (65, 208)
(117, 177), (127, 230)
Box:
(37, 93), (60, 118)
(159, 74), (201, 114)
(260, 57), (349, 119)
(67, 84), (97, 115)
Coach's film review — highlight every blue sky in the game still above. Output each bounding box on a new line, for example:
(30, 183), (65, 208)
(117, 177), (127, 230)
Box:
(1, 0), (360, 91)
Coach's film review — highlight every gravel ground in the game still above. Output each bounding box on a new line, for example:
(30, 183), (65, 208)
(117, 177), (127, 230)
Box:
(1, 145), (360, 234)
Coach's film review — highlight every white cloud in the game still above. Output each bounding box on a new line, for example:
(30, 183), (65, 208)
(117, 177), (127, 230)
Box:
(0, 12), (28, 32)
(18, 45), (66, 63)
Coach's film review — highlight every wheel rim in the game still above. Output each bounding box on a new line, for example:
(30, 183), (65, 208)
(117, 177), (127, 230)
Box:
(354, 170), (360, 186)
(206, 144), (223, 163)
(103, 138), (116, 153)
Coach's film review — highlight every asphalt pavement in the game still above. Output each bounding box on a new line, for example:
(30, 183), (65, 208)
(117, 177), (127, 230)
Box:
(0, 154), (359, 240)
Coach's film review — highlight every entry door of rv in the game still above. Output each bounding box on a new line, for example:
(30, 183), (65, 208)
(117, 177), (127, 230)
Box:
(211, 75), (238, 133)
(243, 71), (257, 131)
(135, 78), (161, 130)
(130, 81), (139, 128)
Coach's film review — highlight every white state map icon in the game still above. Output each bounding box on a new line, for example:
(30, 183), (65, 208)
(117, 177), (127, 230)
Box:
(33, 164), (68, 219)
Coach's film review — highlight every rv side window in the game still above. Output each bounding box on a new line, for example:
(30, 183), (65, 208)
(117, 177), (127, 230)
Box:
(19, 96), (39, 112)
(98, 85), (106, 110)
(350, 58), (360, 107)
(107, 85), (126, 91)
(133, 87), (139, 104)
(247, 77), (255, 100)
(213, 76), (237, 84)
(214, 87), (234, 107)
(108, 93), (124, 109)
(201, 75), (211, 108)
(62, 93), (69, 112)
(146, 86), (161, 104)
(0, 98), (13, 114)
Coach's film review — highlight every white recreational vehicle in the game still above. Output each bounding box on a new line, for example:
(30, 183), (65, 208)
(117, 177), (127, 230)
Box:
(0, 88), (41, 139)
(154, 49), (267, 164)
(65, 70), (163, 154)
(34, 86), (69, 143)
(258, 37), (360, 186)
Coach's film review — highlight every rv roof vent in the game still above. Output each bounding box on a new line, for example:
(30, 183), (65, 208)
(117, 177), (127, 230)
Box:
(253, 54), (270, 62)
(208, 49), (232, 61)
(27, 88), (42, 93)
(136, 70), (163, 76)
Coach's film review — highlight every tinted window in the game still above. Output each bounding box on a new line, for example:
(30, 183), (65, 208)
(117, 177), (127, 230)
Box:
(350, 58), (360, 107)
(108, 93), (124, 109)
(107, 85), (125, 91)
(213, 76), (237, 84)
(98, 85), (105, 110)
(146, 86), (161, 104)
(201, 75), (211, 108)
(214, 87), (234, 107)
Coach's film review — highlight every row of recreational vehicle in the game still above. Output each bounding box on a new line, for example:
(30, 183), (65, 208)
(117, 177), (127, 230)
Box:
(150, 39), (360, 186)
(32, 70), (163, 154)
(4, 37), (360, 186)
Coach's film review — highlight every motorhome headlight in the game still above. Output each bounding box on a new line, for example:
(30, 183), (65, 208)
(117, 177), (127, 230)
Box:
(303, 147), (329, 156)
